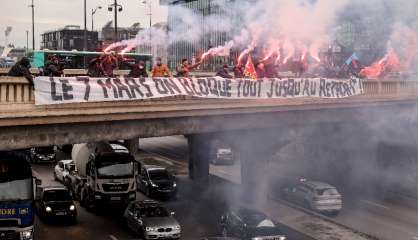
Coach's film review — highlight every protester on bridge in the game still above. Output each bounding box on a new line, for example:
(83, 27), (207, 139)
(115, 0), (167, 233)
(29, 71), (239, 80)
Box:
(176, 58), (202, 77)
(44, 55), (63, 77)
(100, 53), (118, 77)
(152, 57), (172, 77)
(8, 57), (34, 86)
(128, 60), (148, 78)
(233, 64), (244, 78)
(87, 57), (105, 77)
(255, 62), (266, 78)
(216, 64), (233, 79)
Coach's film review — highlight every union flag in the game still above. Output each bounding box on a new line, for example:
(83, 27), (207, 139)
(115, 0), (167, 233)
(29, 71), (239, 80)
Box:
(244, 54), (257, 80)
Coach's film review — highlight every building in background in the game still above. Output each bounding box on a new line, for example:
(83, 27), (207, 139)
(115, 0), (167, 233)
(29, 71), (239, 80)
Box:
(100, 21), (142, 50)
(41, 25), (99, 51)
(165, 0), (237, 71)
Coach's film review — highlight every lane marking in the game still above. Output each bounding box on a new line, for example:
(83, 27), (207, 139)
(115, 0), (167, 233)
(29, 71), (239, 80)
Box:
(361, 200), (390, 210)
(109, 235), (119, 240)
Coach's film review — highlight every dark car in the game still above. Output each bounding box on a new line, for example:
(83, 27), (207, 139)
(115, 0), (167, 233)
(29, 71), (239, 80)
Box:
(137, 165), (177, 198)
(36, 186), (77, 223)
(30, 146), (56, 163)
(220, 208), (286, 240)
(123, 200), (181, 240)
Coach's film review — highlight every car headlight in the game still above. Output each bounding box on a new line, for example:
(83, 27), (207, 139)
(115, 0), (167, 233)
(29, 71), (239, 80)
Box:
(20, 230), (33, 240)
(174, 225), (181, 230)
(45, 206), (52, 212)
(94, 195), (102, 200)
(279, 236), (286, 240)
(69, 205), (75, 211)
(129, 192), (136, 199)
(151, 182), (158, 188)
(173, 182), (177, 188)
(146, 227), (158, 232)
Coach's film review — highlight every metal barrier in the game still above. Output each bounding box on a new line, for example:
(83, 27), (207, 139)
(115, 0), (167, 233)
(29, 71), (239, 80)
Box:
(1, 77), (418, 105)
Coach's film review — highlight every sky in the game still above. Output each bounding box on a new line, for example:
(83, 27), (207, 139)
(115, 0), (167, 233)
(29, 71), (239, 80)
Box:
(0, 0), (168, 49)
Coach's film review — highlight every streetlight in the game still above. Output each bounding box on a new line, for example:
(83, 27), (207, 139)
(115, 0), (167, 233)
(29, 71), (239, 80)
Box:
(26, 30), (29, 55)
(141, 0), (152, 30)
(108, 1), (123, 43)
(28, 0), (35, 50)
(141, 0), (152, 53)
(91, 6), (102, 31)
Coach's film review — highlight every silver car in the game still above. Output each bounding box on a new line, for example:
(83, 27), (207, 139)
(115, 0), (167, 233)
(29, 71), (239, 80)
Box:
(283, 180), (342, 215)
(124, 200), (181, 239)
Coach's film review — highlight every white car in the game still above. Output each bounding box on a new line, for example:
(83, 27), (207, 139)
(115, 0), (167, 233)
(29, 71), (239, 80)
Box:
(54, 160), (76, 182)
(283, 180), (342, 215)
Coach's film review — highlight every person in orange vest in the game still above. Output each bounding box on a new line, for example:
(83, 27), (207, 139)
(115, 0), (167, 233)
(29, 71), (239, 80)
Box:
(151, 57), (172, 77)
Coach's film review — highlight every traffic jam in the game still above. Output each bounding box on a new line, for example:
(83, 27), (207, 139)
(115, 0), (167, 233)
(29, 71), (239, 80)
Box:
(0, 138), (351, 240)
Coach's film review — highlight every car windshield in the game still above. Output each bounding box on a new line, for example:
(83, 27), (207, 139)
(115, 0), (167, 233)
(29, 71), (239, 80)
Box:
(149, 169), (171, 181)
(66, 164), (76, 172)
(97, 162), (134, 178)
(316, 188), (339, 196)
(140, 206), (170, 218)
(43, 190), (72, 201)
(35, 147), (54, 154)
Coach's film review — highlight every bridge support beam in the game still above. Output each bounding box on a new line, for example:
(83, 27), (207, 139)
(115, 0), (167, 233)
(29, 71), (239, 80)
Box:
(125, 137), (139, 155)
(187, 134), (211, 182)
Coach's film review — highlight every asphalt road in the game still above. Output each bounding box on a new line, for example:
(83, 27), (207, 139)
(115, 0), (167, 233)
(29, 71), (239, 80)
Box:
(139, 135), (418, 240)
(32, 162), (313, 240)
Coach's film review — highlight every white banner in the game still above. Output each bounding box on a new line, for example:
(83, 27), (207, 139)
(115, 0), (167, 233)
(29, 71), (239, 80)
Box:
(34, 76), (364, 105)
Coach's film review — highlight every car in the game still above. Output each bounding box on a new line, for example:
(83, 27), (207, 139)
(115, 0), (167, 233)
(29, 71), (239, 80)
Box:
(212, 148), (235, 165)
(201, 237), (241, 240)
(110, 142), (130, 154)
(35, 186), (77, 223)
(137, 165), (177, 198)
(282, 179), (342, 215)
(220, 208), (286, 240)
(30, 146), (56, 163)
(54, 160), (76, 182)
(123, 200), (181, 240)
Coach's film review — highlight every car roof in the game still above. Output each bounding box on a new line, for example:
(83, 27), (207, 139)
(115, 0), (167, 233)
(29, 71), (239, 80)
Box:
(231, 207), (266, 219)
(302, 181), (335, 189)
(58, 159), (74, 164)
(132, 200), (162, 208)
(144, 165), (166, 171)
(43, 186), (68, 191)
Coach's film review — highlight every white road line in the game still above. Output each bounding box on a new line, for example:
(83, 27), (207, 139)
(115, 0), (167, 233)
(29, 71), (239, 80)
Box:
(109, 234), (119, 240)
(361, 200), (390, 210)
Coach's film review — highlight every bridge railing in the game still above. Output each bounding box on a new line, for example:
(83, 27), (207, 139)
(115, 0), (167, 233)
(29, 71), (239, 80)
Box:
(0, 77), (34, 103)
(1, 77), (418, 105)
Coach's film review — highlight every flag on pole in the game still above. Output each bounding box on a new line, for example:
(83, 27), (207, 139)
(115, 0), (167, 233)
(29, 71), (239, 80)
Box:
(345, 52), (359, 65)
(244, 54), (257, 80)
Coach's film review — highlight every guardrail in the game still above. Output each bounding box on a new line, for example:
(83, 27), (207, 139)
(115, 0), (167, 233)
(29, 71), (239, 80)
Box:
(0, 77), (417, 105)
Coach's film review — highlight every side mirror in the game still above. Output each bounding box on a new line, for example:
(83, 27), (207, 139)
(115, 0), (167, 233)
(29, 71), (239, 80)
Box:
(35, 178), (42, 186)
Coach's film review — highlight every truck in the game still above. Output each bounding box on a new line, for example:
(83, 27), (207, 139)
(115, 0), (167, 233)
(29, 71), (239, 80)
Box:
(0, 152), (41, 240)
(71, 142), (138, 209)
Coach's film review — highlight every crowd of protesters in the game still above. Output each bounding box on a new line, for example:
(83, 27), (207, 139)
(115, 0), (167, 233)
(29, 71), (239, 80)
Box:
(6, 49), (371, 89)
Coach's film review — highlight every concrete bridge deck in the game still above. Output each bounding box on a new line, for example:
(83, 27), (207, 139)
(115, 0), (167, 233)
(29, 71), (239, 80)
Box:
(0, 76), (418, 150)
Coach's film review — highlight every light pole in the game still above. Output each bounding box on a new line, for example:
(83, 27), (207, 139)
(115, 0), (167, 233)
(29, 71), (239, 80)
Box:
(91, 6), (102, 31)
(28, 0), (35, 50)
(84, 0), (87, 51)
(141, 0), (152, 53)
(108, 1), (123, 43)
(26, 30), (29, 55)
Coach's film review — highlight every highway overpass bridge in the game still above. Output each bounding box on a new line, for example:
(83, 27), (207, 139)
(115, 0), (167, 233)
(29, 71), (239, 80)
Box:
(1, 76), (418, 181)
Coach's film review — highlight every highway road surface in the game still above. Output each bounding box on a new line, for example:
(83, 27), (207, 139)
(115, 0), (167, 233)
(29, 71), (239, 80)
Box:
(139, 135), (418, 240)
(32, 161), (313, 240)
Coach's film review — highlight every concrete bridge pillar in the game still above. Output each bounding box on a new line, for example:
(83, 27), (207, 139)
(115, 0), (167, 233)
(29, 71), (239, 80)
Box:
(125, 137), (139, 155)
(187, 134), (211, 182)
